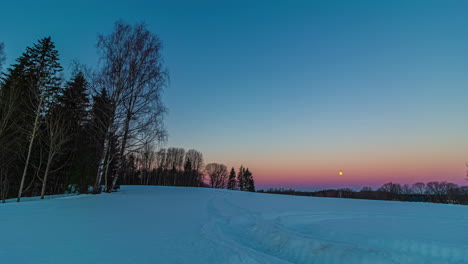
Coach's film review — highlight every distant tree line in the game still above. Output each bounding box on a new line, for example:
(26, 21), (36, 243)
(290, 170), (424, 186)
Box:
(120, 147), (255, 192)
(259, 181), (468, 205)
(128, 147), (205, 187)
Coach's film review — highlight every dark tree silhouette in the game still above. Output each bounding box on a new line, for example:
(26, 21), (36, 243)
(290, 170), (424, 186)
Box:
(206, 163), (228, 189)
(11, 37), (62, 202)
(244, 168), (255, 192)
(227, 167), (237, 190)
(96, 21), (168, 193)
(237, 166), (245, 191)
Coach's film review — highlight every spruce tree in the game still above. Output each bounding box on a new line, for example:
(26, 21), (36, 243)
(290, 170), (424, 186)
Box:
(227, 167), (237, 190)
(61, 72), (90, 126)
(60, 72), (91, 193)
(237, 166), (245, 191)
(11, 37), (62, 202)
(244, 168), (255, 192)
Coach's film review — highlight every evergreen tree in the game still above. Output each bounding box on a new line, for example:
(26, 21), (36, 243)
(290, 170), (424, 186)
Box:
(0, 50), (25, 201)
(61, 72), (90, 126)
(237, 166), (245, 191)
(60, 72), (91, 193)
(244, 168), (255, 192)
(4, 37), (63, 202)
(227, 167), (237, 190)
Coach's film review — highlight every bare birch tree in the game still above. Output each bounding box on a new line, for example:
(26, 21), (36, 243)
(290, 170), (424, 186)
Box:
(95, 21), (167, 192)
(39, 108), (71, 199)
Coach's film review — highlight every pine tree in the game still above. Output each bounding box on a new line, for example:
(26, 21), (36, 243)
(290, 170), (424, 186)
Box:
(237, 166), (245, 191)
(227, 167), (237, 190)
(244, 168), (255, 192)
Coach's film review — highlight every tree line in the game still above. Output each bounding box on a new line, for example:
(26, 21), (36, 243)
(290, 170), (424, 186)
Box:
(0, 21), (168, 202)
(118, 146), (256, 192)
(259, 181), (468, 205)
(0, 21), (253, 203)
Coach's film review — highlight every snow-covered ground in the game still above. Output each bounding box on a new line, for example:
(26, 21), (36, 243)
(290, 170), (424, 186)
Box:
(1, 186), (467, 264)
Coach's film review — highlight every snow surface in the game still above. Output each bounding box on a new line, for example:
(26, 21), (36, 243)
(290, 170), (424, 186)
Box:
(1, 186), (467, 264)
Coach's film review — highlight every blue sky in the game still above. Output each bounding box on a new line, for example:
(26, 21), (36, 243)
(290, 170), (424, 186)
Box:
(2, 0), (468, 187)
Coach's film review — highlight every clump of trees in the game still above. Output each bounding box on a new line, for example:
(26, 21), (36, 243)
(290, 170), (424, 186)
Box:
(236, 166), (255, 192)
(259, 181), (468, 205)
(0, 21), (168, 202)
(123, 147), (205, 187)
(0, 28), (255, 202)
(202, 164), (255, 191)
(102, 146), (255, 192)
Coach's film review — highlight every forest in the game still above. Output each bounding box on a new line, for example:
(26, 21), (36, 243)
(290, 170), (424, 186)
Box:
(0, 21), (254, 202)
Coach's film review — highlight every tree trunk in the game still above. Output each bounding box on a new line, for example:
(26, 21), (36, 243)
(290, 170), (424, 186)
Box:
(104, 155), (111, 191)
(109, 115), (130, 192)
(40, 158), (52, 199)
(93, 131), (110, 194)
(17, 95), (44, 202)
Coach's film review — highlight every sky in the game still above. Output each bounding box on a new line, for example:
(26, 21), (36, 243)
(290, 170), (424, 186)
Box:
(1, 0), (468, 189)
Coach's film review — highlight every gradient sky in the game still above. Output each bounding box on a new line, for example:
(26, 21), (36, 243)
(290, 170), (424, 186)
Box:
(1, 0), (468, 189)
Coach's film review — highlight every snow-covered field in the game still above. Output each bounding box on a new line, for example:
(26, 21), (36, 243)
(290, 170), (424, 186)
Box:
(1, 186), (467, 264)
